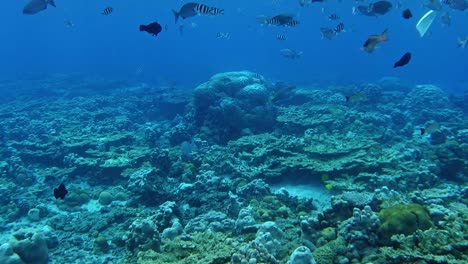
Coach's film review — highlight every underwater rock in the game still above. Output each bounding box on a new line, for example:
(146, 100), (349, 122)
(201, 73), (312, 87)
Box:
(378, 203), (433, 242)
(184, 211), (234, 233)
(125, 217), (161, 252)
(236, 179), (271, 198)
(0, 243), (23, 264)
(192, 71), (274, 143)
(235, 207), (257, 234)
(288, 246), (316, 264)
(338, 206), (380, 250)
(10, 229), (49, 264)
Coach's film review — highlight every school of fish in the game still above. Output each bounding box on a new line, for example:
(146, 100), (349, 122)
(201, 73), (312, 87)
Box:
(21, 0), (467, 68)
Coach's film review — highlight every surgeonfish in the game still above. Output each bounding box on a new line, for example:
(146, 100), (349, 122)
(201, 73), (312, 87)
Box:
(23, 0), (56, 15)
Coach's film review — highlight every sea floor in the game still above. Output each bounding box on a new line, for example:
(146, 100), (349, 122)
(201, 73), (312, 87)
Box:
(0, 72), (466, 264)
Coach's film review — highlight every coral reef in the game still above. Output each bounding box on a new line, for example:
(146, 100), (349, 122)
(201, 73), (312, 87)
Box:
(0, 73), (466, 264)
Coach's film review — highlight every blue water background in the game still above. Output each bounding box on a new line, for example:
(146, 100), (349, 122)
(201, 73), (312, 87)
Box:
(1, 0), (467, 93)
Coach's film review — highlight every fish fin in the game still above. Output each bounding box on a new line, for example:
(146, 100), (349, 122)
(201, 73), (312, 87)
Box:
(380, 29), (388, 41)
(172, 10), (180, 24)
(49, 0), (56, 7)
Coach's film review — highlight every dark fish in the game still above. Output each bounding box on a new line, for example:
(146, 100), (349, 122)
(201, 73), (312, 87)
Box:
(23, 0), (56, 15)
(320, 23), (344, 40)
(328, 14), (340, 20)
(172, 2), (224, 23)
(102, 7), (113, 16)
(54, 183), (68, 200)
(371, 1), (393, 15)
(362, 29), (388, 53)
(258, 14), (299, 27)
(393, 52), (412, 68)
(334, 22), (345, 33)
(140, 22), (163, 36)
(402, 8), (412, 19)
(442, 0), (468, 11)
(355, 1), (392, 16)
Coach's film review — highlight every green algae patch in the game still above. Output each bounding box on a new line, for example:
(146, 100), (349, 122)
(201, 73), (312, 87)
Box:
(378, 203), (433, 241)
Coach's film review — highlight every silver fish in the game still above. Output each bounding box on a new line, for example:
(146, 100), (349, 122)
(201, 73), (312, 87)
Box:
(280, 49), (303, 59)
(23, 0), (56, 15)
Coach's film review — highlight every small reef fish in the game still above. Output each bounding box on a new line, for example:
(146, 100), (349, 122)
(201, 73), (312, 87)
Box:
(442, 0), (468, 11)
(441, 12), (452, 27)
(299, 0), (325, 7)
(173, 3), (224, 23)
(362, 29), (388, 53)
(23, 0), (55, 15)
(345, 93), (368, 103)
(64, 20), (74, 28)
(276, 34), (287, 40)
(393, 52), (412, 68)
(54, 183), (68, 200)
(420, 122), (440, 135)
(257, 14), (300, 27)
(102, 7), (113, 16)
(328, 13), (340, 20)
(216, 32), (231, 40)
(320, 23), (345, 40)
(423, 0), (443, 11)
(280, 49), (303, 59)
(402, 9), (413, 19)
(140, 22), (163, 36)
(457, 37), (467, 48)
(354, 0), (392, 16)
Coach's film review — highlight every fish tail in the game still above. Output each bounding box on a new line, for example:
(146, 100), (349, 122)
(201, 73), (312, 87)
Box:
(173, 10), (180, 24)
(380, 28), (388, 41)
(139, 25), (146, 32)
(49, 0), (56, 7)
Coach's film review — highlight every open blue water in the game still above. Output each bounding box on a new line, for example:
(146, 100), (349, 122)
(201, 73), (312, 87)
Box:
(1, 1), (467, 91)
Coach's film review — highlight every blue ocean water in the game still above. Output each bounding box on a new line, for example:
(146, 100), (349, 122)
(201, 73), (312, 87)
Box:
(1, 1), (467, 91)
(0, 1), (467, 264)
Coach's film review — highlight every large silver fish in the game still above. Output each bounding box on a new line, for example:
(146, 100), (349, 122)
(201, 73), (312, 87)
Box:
(23, 0), (56, 15)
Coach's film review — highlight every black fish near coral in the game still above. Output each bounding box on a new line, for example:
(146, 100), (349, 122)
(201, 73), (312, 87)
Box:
(394, 52), (412, 68)
(54, 183), (68, 199)
(140, 22), (163, 36)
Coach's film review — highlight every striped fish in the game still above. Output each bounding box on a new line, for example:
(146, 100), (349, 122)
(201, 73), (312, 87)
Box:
(102, 7), (113, 16)
(173, 3), (224, 23)
(328, 13), (340, 20)
(259, 14), (299, 27)
(276, 34), (287, 40)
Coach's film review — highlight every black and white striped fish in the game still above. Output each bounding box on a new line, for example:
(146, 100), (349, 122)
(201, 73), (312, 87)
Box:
(276, 34), (287, 40)
(102, 7), (113, 16)
(328, 13), (340, 20)
(173, 3), (224, 23)
(320, 23), (345, 40)
(258, 14), (299, 27)
(334, 22), (345, 33)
